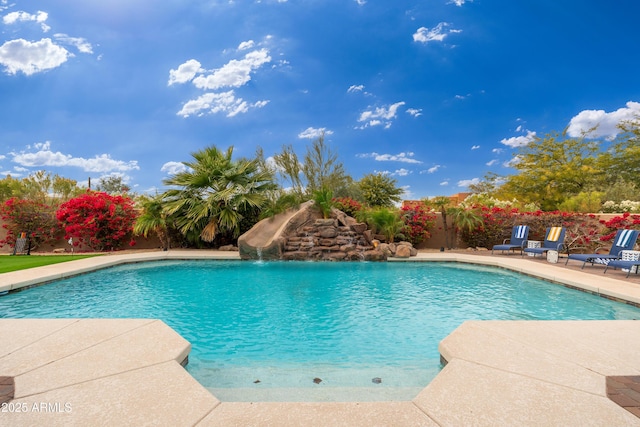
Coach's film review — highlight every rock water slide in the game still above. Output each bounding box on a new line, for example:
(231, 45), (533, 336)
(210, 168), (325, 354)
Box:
(238, 200), (316, 260)
(238, 200), (417, 261)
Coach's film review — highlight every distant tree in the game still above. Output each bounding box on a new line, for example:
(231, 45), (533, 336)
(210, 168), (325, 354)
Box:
(0, 172), (83, 204)
(52, 175), (84, 201)
(272, 132), (351, 200)
(358, 173), (403, 207)
(598, 117), (640, 184)
(0, 175), (24, 203)
(602, 179), (639, 204)
(558, 191), (605, 213)
(96, 175), (130, 195)
(495, 131), (602, 210)
(272, 144), (305, 200)
(467, 172), (502, 195)
(302, 132), (348, 195)
(21, 170), (53, 205)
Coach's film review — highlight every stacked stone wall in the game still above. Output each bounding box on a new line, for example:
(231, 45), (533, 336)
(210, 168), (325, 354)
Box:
(282, 218), (384, 261)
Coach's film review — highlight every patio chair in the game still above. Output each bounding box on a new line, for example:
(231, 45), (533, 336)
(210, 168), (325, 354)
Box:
(12, 232), (30, 256)
(522, 226), (566, 258)
(565, 229), (639, 269)
(492, 225), (529, 255)
(603, 258), (640, 278)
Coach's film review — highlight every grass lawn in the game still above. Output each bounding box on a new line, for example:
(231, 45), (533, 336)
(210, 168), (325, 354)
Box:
(0, 254), (102, 274)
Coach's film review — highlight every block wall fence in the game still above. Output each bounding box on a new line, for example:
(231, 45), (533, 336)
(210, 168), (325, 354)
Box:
(0, 213), (622, 254)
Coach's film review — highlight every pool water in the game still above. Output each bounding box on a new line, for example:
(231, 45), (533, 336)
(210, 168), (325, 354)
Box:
(2, 260), (639, 401)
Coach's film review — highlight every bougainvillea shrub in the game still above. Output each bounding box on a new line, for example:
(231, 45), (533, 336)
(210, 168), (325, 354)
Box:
(600, 212), (640, 242)
(400, 203), (437, 246)
(56, 191), (137, 251)
(460, 206), (605, 252)
(0, 198), (61, 249)
(332, 197), (363, 218)
(460, 205), (521, 249)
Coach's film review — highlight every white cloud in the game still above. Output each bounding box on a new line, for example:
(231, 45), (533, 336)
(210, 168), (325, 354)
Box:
(358, 152), (422, 164)
(173, 47), (273, 118)
(422, 164), (441, 174)
(503, 156), (522, 168)
(413, 23), (460, 44)
(347, 84), (364, 93)
(440, 181), (449, 186)
(471, 145), (480, 150)
(168, 59), (203, 85)
(54, 34), (92, 54)
(298, 127), (333, 139)
(0, 38), (70, 75)
(11, 141), (139, 172)
(160, 161), (188, 175)
(177, 90), (268, 118)
(355, 0), (366, 5)
(449, 0), (472, 6)
(458, 178), (479, 187)
(500, 130), (537, 148)
(191, 48), (271, 90)
(3, 10), (49, 31)
(486, 159), (499, 166)
(357, 101), (405, 129)
(238, 40), (255, 50)
(393, 168), (411, 176)
(406, 108), (422, 117)
(567, 101), (640, 140)
(492, 148), (503, 154)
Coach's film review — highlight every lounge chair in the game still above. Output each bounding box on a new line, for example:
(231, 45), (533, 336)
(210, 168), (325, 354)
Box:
(492, 225), (529, 255)
(523, 226), (566, 258)
(565, 229), (639, 269)
(604, 258), (640, 278)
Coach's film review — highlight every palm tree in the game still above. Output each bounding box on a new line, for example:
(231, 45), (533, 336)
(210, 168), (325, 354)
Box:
(134, 195), (171, 250)
(450, 207), (484, 249)
(428, 196), (453, 249)
(313, 187), (333, 219)
(364, 207), (405, 243)
(162, 146), (276, 243)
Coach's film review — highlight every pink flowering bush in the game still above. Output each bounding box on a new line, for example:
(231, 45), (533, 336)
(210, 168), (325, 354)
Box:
(400, 204), (437, 245)
(0, 198), (61, 249)
(56, 191), (137, 251)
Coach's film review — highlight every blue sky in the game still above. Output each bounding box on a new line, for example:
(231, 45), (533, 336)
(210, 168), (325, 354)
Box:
(1, 0), (639, 199)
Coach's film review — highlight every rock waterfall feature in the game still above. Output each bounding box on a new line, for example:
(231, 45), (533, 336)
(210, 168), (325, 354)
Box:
(238, 200), (411, 261)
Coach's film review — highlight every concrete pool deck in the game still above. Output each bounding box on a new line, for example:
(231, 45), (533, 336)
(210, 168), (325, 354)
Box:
(1, 250), (640, 426)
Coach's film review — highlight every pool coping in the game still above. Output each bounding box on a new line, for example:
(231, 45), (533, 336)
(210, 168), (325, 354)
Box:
(1, 250), (640, 425)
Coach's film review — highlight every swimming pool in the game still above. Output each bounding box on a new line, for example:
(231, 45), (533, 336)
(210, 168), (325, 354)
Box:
(2, 260), (639, 401)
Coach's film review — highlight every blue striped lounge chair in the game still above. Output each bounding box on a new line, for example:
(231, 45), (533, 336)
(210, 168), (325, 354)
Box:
(565, 229), (639, 269)
(523, 226), (566, 258)
(492, 225), (529, 255)
(604, 258), (640, 278)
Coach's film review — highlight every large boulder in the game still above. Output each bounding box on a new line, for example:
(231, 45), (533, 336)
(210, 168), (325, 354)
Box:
(395, 244), (412, 258)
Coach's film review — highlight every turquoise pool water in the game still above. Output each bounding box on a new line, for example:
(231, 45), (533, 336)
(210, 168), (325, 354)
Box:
(2, 260), (639, 401)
